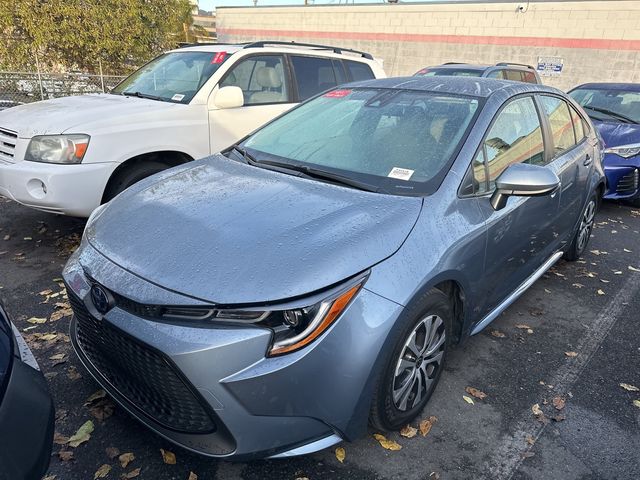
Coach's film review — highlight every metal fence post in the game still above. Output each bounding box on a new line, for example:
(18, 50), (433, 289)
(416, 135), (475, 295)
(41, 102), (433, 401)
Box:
(34, 52), (45, 100)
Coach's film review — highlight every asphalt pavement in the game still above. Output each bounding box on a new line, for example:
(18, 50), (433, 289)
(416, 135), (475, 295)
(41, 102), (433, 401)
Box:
(0, 196), (638, 480)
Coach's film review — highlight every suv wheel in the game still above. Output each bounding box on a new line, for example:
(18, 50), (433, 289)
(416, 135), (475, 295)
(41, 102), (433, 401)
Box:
(564, 193), (597, 261)
(103, 161), (169, 203)
(370, 289), (451, 431)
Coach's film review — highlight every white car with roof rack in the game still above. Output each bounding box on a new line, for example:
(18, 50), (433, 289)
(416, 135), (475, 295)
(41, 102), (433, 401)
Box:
(0, 41), (385, 217)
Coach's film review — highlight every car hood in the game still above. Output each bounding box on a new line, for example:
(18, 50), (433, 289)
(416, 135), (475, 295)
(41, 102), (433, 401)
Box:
(0, 94), (176, 138)
(86, 155), (423, 304)
(593, 120), (640, 149)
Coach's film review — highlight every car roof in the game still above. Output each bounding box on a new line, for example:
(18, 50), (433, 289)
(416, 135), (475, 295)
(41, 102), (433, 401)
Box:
(428, 64), (491, 71)
(572, 82), (640, 92)
(348, 76), (559, 99)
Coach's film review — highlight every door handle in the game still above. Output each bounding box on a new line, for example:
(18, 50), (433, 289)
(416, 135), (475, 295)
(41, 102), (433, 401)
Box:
(583, 155), (592, 166)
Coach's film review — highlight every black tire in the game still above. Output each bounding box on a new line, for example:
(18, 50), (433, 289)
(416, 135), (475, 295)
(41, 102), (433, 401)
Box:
(370, 289), (452, 431)
(563, 192), (598, 261)
(103, 161), (169, 203)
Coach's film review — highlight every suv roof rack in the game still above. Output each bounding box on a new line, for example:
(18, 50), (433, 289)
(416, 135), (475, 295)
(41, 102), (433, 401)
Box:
(495, 62), (535, 70)
(177, 42), (244, 48)
(442, 62), (467, 65)
(241, 41), (374, 60)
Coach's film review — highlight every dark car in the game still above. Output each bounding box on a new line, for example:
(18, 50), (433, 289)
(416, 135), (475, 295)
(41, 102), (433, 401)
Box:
(569, 83), (640, 206)
(414, 62), (541, 84)
(0, 301), (55, 480)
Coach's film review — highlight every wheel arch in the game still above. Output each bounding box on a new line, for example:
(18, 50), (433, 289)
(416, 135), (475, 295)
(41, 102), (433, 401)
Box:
(101, 150), (194, 204)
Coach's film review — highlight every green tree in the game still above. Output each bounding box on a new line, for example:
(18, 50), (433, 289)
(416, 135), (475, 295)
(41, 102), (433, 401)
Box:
(0, 0), (193, 74)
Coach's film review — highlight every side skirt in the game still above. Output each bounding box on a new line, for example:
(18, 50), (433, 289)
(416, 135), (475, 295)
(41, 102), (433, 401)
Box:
(470, 251), (564, 336)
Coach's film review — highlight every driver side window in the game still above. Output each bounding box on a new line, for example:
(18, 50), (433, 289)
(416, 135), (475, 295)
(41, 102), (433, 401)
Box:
(473, 96), (545, 194)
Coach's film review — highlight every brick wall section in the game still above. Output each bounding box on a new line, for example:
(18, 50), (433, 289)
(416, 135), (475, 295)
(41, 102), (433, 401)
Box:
(216, 1), (640, 90)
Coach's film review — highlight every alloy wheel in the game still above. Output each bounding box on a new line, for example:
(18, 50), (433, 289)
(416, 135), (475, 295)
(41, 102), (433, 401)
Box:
(392, 314), (446, 411)
(576, 199), (596, 253)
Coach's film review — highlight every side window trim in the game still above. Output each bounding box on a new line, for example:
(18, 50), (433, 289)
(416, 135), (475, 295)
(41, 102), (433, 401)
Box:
(459, 93), (545, 198)
(536, 93), (586, 160)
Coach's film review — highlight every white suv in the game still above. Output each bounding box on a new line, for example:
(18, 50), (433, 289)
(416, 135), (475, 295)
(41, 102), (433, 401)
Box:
(0, 42), (385, 216)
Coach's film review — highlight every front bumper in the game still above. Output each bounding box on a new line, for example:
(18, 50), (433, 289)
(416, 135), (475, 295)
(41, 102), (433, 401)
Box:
(0, 327), (55, 480)
(603, 159), (639, 201)
(0, 157), (116, 216)
(63, 244), (402, 459)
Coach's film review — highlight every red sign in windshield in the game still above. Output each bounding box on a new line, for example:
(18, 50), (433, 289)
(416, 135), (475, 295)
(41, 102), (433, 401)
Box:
(323, 89), (352, 98)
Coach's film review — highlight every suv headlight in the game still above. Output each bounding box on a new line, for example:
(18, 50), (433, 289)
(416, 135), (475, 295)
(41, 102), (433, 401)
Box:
(25, 134), (90, 164)
(604, 143), (640, 159)
(162, 279), (365, 357)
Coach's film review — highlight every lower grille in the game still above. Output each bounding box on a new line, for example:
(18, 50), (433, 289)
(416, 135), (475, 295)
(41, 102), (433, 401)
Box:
(68, 289), (217, 434)
(616, 169), (639, 195)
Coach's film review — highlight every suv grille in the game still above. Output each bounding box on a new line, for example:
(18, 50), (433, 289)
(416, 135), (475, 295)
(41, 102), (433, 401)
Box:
(0, 128), (17, 164)
(68, 289), (217, 434)
(616, 169), (639, 195)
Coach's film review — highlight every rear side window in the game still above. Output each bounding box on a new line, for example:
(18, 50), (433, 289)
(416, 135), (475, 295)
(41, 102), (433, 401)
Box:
(504, 70), (524, 82)
(220, 55), (290, 106)
(474, 96), (545, 193)
(522, 71), (538, 84)
(291, 56), (340, 101)
(486, 70), (505, 79)
(539, 95), (576, 155)
(344, 60), (375, 82)
(569, 106), (586, 142)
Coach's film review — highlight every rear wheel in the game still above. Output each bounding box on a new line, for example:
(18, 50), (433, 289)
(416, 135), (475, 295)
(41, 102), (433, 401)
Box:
(564, 193), (597, 261)
(370, 289), (452, 431)
(103, 161), (169, 203)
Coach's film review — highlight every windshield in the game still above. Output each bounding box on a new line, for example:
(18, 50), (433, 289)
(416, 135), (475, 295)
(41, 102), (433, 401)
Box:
(415, 67), (483, 77)
(244, 88), (480, 195)
(569, 87), (640, 124)
(112, 51), (231, 104)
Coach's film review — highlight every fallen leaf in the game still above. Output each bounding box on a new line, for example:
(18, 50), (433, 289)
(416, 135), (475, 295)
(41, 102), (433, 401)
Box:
(465, 386), (487, 400)
(552, 414), (566, 422)
(399, 424), (417, 438)
(85, 389), (107, 406)
(94, 464), (111, 479)
(521, 451), (535, 459)
(373, 433), (402, 450)
(119, 452), (135, 468)
(67, 420), (94, 447)
(187, 473), (198, 480)
(463, 395), (475, 405)
(58, 450), (74, 462)
(623, 248), (632, 253)
(43, 476), (57, 480)
(620, 383), (639, 392)
(429, 473), (441, 480)
(552, 397), (565, 410)
(531, 404), (543, 416)
(419, 416), (437, 436)
(597, 289), (605, 295)
(89, 398), (115, 422)
(67, 366), (82, 380)
(53, 432), (69, 445)
(121, 468), (141, 479)
(629, 266), (640, 272)
(335, 446), (345, 463)
(572, 283), (584, 289)
(26, 317), (47, 324)
(614, 271), (623, 275)
(565, 351), (578, 358)
(106, 447), (120, 459)
(490, 329), (506, 338)
(633, 399), (640, 409)
(525, 434), (535, 445)
(160, 448), (176, 464)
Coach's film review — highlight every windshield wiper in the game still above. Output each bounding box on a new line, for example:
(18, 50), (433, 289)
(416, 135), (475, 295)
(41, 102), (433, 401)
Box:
(121, 91), (166, 102)
(582, 105), (638, 124)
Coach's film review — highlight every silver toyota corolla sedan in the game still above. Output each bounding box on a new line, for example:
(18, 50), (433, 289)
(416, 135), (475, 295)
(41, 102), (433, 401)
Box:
(63, 77), (604, 460)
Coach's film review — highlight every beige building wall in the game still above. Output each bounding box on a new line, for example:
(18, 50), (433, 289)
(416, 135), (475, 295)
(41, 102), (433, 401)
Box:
(216, 1), (640, 90)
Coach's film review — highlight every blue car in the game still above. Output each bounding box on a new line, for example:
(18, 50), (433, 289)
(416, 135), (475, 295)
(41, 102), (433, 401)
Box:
(64, 77), (604, 459)
(569, 83), (640, 206)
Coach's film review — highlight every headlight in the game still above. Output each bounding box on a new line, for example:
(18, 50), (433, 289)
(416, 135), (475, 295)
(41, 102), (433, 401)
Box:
(161, 279), (365, 357)
(25, 134), (90, 164)
(604, 143), (640, 159)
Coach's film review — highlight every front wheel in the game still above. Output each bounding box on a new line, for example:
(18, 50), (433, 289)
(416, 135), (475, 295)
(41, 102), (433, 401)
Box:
(564, 193), (597, 261)
(370, 289), (452, 431)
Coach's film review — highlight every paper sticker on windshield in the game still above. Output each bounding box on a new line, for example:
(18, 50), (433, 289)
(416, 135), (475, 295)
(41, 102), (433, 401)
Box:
(324, 89), (352, 98)
(212, 51), (227, 64)
(388, 167), (414, 181)
(171, 93), (185, 101)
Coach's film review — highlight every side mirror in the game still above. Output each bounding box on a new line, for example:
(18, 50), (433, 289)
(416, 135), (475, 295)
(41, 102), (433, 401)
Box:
(212, 86), (244, 109)
(490, 163), (560, 210)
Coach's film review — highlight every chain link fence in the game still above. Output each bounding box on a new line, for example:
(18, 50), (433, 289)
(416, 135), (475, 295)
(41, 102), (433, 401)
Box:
(0, 71), (126, 110)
